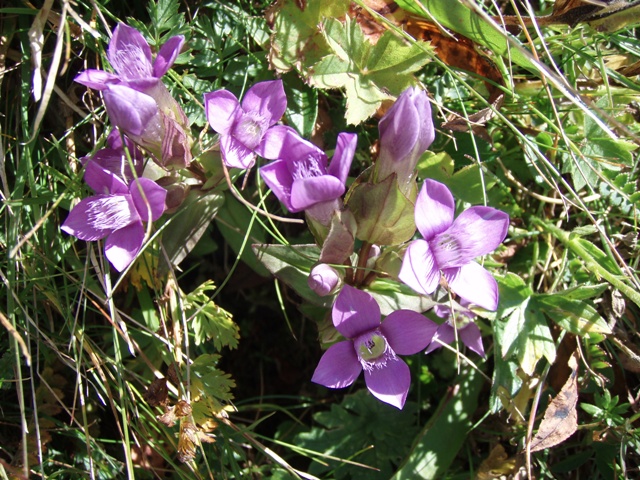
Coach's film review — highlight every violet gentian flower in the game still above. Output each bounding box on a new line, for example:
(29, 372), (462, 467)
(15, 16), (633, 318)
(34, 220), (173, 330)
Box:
(75, 23), (184, 91)
(312, 285), (437, 409)
(204, 80), (288, 169)
(61, 161), (167, 272)
(308, 264), (342, 297)
(427, 303), (484, 357)
(374, 87), (434, 195)
(399, 179), (509, 311)
(82, 130), (144, 183)
(260, 129), (357, 225)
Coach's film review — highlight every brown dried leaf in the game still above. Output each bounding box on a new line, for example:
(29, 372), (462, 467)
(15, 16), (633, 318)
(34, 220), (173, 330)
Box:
(530, 352), (579, 452)
(144, 377), (169, 407)
(177, 421), (199, 463)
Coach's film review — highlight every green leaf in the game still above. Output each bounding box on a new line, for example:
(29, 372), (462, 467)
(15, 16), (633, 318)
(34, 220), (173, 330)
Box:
(184, 281), (240, 350)
(309, 17), (431, 124)
(534, 295), (611, 336)
(346, 174), (416, 245)
(395, 0), (533, 70)
(495, 272), (533, 319)
(573, 237), (621, 276)
(393, 367), (483, 479)
(161, 190), (224, 268)
(215, 193), (270, 277)
(190, 354), (235, 420)
(367, 278), (438, 316)
(416, 151), (454, 183)
(252, 244), (331, 307)
(447, 164), (498, 205)
(284, 74), (319, 138)
(295, 390), (419, 480)
(560, 283), (608, 301)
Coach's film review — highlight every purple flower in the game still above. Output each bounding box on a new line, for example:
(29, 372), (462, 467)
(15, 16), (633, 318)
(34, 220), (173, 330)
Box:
(399, 179), (509, 311)
(374, 87), (434, 195)
(308, 264), (342, 296)
(259, 130), (357, 224)
(312, 285), (437, 409)
(82, 130), (144, 183)
(75, 23), (184, 91)
(427, 303), (484, 357)
(204, 80), (288, 169)
(61, 161), (167, 272)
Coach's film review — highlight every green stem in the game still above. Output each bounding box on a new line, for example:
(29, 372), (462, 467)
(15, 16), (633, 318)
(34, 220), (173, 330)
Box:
(531, 218), (640, 308)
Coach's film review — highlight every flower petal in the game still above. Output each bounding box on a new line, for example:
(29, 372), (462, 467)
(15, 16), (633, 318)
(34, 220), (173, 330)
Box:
(241, 80), (287, 126)
(84, 160), (128, 195)
(259, 160), (294, 211)
(108, 24), (153, 80)
(61, 195), (137, 241)
(381, 310), (437, 355)
(204, 90), (240, 136)
(153, 35), (184, 78)
(332, 285), (380, 339)
(459, 322), (485, 357)
(443, 262), (500, 311)
(398, 239), (441, 296)
(74, 70), (120, 90)
(290, 175), (345, 211)
(308, 264), (341, 297)
(378, 89), (421, 166)
(432, 206), (509, 269)
(104, 221), (145, 271)
(255, 125), (297, 160)
(311, 341), (361, 389)
(425, 322), (456, 354)
(364, 357), (411, 409)
(129, 178), (167, 222)
(220, 134), (256, 169)
(327, 132), (357, 185)
(415, 179), (455, 241)
(103, 85), (158, 136)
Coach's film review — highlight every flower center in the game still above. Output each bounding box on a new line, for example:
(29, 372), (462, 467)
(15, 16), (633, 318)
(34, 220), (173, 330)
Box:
(290, 154), (325, 181)
(113, 46), (153, 80)
(431, 232), (464, 269)
(353, 329), (392, 368)
(234, 112), (268, 150)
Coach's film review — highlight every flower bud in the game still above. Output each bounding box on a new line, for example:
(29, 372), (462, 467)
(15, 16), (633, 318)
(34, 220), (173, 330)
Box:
(308, 264), (342, 297)
(374, 87), (434, 195)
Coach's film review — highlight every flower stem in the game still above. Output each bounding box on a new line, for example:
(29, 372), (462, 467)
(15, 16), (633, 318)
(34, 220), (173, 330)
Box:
(353, 242), (372, 287)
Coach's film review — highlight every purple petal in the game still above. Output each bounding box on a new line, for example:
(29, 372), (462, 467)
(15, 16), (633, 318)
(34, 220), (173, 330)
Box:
(459, 322), (485, 357)
(273, 129), (326, 166)
(84, 160), (128, 195)
(103, 85), (158, 136)
(432, 206), (509, 269)
(290, 176), (345, 211)
(108, 24), (153, 80)
(364, 357), (411, 409)
(74, 70), (120, 90)
(443, 262), (500, 311)
(425, 323), (456, 354)
(381, 310), (437, 355)
(241, 80), (287, 126)
(204, 90), (240, 136)
(129, 178), (167, 222)
(398, 239), (441, 296)
(332, 285), (381, 339)
(255, 125), (297, 160)
(378, 90), (421, 165)
(327, 132), (357, 185)
(220, 134), (256, 169)
(153, 35), (184, 78)
(61, 195), (137, 241)
(308, 264), (341, 296)
(311, 341), (361, 389)
(259, 160), (294, 211)
(415, 179), (455, 241)
(104, 221), (145, 271)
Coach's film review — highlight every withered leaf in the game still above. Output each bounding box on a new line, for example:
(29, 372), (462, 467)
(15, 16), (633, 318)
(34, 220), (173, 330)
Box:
(144, 377), (169, 407)
(441, 94), (505, 143)
(530, 352), (579, 452)
(177, 421), (199, 463)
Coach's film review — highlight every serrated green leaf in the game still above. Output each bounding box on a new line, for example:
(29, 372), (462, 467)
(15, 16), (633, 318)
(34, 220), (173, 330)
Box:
(534, 295), (611, 336)
(190, 354), (235, 420)
(184, 281), (240, 350)
(252, 244), (331, 307)
(309, 17), (431, 124)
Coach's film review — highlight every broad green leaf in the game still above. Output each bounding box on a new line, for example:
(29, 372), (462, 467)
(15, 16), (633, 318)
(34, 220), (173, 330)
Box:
(393, 367), (483, 479)
(495, 272), (532, 319)
(161, 190), (225, 268)
(295, 390), (419, 480)
(368, 278), (439, 316)
(560, 283), (608, 301)
(184, 281), (240, 350)
(448, 163), (498, 205)
(534, 295), (611, 336)
(252, 244), (331, 307)
(491, 314), (523, 413)
(216, 192), (269, 277)
(395, 0), (533, 70)
(346, 174), (416, 245)
(309, 17), (431, 124)
(573, 237), (622, 277)
(416, 151), (454, 183)
(269, 0), (350, 73)
(284, 74), (318, 138)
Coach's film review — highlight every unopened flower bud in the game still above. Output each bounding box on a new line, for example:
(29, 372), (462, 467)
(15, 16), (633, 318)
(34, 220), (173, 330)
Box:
(308, 264), (341, 297)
